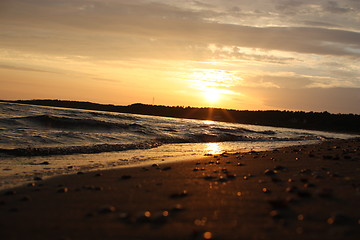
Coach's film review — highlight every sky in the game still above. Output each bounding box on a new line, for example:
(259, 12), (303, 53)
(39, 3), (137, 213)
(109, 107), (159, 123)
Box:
(1, 0), (360, 114)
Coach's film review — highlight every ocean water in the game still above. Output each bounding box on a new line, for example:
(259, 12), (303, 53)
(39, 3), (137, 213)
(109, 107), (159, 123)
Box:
(0, 102), (355, 189)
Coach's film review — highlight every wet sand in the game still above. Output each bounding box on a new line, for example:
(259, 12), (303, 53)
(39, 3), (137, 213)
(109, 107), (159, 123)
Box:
(1, 138), (360, 240)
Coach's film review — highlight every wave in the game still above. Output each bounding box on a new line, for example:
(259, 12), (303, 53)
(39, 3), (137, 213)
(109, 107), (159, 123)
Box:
(15, 115), (144, 131)
(0, 142), (162, 157)
(0, 133), (328, 157)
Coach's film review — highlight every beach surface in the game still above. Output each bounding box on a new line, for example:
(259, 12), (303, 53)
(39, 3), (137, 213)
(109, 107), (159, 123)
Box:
(1, 138), (360, 240)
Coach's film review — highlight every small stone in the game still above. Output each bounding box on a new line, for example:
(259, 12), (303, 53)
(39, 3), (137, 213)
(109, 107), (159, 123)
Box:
(95, 173), (103, 177)
(57, 187), (69, 193)
(203, 175), (216, 180)
(274, 165), (286, 170)
(218, 176), (228, 182)
(193, 167), (200, 172)
(99, 205), (116, 214)
(39, 161), (50, 165)
(264, 169), (276, 176)
(118, 212), (130, 221)
(33, 176), (43, 181)
(136, 211), (151, 223)
(298, 214), (305, 221)
(304, 183), (316, 188)
(170, 190), (188, 199)
(77, 171), (84, 175)
(285, 186), (298, 193)
(237, 162), (244, 166)
(327, 212), (351, 225)
(152, 164), (159, 168)
(152, 211), (169, 223)
(269, 210), (282, 219)
(203, 232), (212, 240)
(226, 173), (236, 179)
(262, 187), (271, 193)
(172, 204), (185, 212)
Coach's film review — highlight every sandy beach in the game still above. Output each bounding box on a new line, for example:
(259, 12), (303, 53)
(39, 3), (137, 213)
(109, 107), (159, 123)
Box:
(1, 138), (359, 240)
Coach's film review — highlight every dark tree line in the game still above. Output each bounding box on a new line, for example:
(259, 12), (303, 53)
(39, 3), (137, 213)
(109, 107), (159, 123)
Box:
(3, 99), (360, 134)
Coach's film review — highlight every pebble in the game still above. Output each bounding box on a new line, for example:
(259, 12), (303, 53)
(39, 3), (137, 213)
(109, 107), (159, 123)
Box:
(203, 175), (216, 180)
(33, 176), (43, 181)
(297, 214), (305, 221)
(218, 176), (228, 182)
(274, 165), (286, 170)
(304, 183), (316, 188)
(170, 190), (188, 199)
(269, 210), (282, 219)
(118, 212), (130, 221)
(327, 212), (351, 225)
(77, 171), (84, 175)
(152, 211), (169, 224)
(136, 211), (152, 223)
(57, 187), (69, 193)
(171, 204), (185, 212)
(264, 169), (276, 176)
(262, 188), (271, 194)
(226, 173), (236, 179)
(98, 205), (116, 214)
(285, 186), (298, 193)
(39, 161), (50, 165)
(203, 232), (212, 239)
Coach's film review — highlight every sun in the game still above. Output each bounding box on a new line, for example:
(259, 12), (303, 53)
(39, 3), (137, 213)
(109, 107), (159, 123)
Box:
(203, 88), (221, 103)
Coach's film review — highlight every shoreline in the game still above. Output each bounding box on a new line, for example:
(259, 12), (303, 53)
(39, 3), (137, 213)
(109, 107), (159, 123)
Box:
(1, 138), (359, 239)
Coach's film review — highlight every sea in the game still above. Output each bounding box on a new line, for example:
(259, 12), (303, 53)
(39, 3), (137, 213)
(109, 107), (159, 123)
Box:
(0, 102), (356, 189)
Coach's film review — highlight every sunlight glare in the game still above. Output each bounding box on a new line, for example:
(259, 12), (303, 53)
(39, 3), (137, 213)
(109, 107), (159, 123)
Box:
(205, 142), (223, 155)
(203, 88), (221, 103)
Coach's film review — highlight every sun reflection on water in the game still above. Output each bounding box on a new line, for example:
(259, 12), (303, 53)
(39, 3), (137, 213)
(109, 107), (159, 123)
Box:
(205, 142), (223, 155)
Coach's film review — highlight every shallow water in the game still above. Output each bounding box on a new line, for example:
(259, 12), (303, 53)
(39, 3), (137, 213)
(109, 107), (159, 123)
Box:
(0, 102), (356, 189)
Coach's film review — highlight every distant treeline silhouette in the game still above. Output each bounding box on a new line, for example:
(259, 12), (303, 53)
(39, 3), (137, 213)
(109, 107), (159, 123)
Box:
(3, 99), (360, 134)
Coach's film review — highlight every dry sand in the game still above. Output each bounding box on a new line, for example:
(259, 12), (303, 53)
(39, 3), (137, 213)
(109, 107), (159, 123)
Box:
(1, 138), (360, 240)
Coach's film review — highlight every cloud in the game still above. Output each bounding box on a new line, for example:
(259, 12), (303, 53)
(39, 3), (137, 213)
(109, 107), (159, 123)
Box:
(0, 64), (57, 74)
(1, 0), (360, 60)
(323, 1), (352, 14)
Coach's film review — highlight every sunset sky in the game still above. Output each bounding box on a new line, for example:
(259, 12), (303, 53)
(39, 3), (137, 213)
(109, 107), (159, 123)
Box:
(1, 0), (360, 114)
